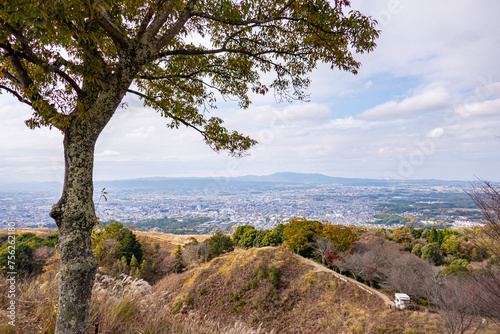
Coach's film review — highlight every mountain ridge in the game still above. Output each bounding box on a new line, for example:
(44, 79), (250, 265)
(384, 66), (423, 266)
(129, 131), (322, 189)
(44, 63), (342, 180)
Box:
(0, 172), (470, 191)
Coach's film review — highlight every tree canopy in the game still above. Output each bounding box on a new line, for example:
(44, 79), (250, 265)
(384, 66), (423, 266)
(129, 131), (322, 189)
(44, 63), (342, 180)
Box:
(0, 1), (378, 333)
(0, 0), (378, 154)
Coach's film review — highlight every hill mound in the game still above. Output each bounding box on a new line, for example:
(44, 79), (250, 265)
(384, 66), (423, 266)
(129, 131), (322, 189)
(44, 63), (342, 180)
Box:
(154, 246), (441, 333)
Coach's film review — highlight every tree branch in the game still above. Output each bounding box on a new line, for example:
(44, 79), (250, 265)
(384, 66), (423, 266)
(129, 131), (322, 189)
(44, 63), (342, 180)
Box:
(136, 6), (156, 40)
(1, 69), (23, 87)
(95, 3), (130, 50)
(0, 85), (32, 106)
(190, 0), (296, 26)
(2, 49), (65, 130)
(127, 88), (208, 138)
(139, 0), (174, 43)
(154, 0), (198, 53)
(1, 28), (85, 96)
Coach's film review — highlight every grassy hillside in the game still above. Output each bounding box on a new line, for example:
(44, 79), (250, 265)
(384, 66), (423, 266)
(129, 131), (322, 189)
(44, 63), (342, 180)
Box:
(3, 229), (498, 333)
(154, 246), (443, 334)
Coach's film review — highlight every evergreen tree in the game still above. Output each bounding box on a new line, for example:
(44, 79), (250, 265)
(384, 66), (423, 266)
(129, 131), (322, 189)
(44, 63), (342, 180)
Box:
(119, 256), (129, 273)
(130, 254), (139, 268)
(119, 230), (143, 264)
(428, 227), (438, 243)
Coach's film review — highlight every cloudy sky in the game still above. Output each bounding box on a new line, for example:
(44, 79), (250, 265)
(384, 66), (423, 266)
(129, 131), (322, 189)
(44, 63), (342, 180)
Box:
(1, 0), (500, 183)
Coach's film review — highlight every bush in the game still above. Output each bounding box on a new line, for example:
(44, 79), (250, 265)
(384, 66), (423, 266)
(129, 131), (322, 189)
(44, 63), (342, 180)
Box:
(207, 232), (234, 259)
(269, 264), (278, 286)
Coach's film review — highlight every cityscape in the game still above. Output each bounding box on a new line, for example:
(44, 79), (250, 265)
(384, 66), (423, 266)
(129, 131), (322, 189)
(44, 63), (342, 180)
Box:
(0, 174), (485, 232)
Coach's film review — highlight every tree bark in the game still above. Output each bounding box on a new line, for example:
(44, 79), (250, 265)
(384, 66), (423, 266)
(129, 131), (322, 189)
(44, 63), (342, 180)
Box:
(50, 123), (99, 334)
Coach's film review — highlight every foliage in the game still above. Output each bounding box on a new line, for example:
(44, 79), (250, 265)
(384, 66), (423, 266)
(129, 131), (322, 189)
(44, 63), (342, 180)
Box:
(420, 243), (443, 265)
(0, 232), (58, 276)
(321, 224), (357, 252)
(120, 230), (143, 265)
(0, 0), (380, 330)
(135, 216), (212, 234)
(91, 221), (150, 278)
(232, 225), (254, 246)
(324, 251), (342, 267)
(171, 245), (185, 273)
(438, 259), (470, 277)
(207, 232), (234, 259)
(283, 217), (322, 255)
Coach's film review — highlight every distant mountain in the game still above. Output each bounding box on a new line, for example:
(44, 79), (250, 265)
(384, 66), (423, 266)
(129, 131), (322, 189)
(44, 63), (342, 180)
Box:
(0, 181), (63, 192)
(234, 172), (340, 183)
(0, 173), (470, 192)
(234, 172), (469, 187)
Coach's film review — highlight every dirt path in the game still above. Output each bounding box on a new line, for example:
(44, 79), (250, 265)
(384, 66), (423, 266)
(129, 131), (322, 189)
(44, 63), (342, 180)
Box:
(300, 255), (395, 308)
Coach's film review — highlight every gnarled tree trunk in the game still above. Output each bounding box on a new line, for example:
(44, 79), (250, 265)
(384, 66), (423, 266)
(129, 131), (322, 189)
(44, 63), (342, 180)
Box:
(50, 123), (99, 334)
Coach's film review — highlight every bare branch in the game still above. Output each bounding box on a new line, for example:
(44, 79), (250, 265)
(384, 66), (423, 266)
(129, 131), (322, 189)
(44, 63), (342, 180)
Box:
(136, 7), (156, 40)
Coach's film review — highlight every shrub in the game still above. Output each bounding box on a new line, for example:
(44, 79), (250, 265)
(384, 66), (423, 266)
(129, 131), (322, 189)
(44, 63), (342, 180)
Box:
(269, 264), (278, 286)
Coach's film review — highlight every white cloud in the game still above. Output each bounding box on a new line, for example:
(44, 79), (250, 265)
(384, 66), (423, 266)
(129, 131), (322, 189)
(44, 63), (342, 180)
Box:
(124, 126), (155, 138)
(320, 116), (375, 130)
(426, 128), (444, 139)
(95, 150), (120, 157)
(2, 0), (500, 182)
(358, 85), (450, 120)
(248, 103), (331, 129)
(455, 96), (500, 119)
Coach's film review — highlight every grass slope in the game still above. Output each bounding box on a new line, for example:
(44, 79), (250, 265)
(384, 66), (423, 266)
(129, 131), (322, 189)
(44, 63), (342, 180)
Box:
(154, 247), (442, 334)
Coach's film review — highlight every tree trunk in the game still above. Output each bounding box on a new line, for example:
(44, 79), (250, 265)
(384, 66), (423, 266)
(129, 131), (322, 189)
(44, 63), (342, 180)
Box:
(50, 125), (98, 334)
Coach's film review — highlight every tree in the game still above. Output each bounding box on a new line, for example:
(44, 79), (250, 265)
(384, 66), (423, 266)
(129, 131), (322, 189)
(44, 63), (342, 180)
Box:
(261, 230), (281, 247)
(432, 276), (482, 334)
(411, 243), (423, 257)
(0, 2), (378, 332)
(254, 229), (271, 247)
(311, 235), (334, 265)
(322, 224), (357, 252)
(240, 228), (257, 248)
(119, 230), (143, 264)
(232, 225), (255, 246)
(283, 217), (323, 255)
(207, 231), (234, 258)
(183, 241), (210, 266)
(421, 243), (443, 265)
(129, 254), (139, 276)
(428, 227), (438, 243)
(171, 244), (185, 273)
(382, 253), (438, 301)
(466, 180), (500, 323)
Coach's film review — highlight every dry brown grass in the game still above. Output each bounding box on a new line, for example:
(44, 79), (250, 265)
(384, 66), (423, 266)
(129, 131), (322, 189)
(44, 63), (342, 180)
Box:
(153, 247), (500, 334)
(1, 243), (498, 334)
(0, 228), (57, 238)
(134, 231), (212, 246)
(0, 268), (272, 334)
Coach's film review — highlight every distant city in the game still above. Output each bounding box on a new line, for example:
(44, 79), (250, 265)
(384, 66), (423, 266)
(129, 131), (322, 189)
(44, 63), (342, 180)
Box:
(0, 173), (485, 232)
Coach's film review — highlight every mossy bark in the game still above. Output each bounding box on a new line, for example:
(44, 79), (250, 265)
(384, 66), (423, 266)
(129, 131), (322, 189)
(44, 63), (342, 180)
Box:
(47, 55), (137, 333)
(50, 124), (98, 334)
